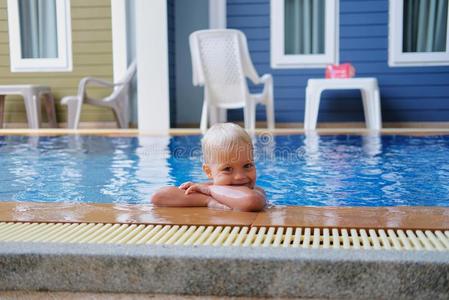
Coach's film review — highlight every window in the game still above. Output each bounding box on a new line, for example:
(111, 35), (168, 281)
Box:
(7, 0), (72, 72)
(389, 0), (449, 67)
(271, 0), (339, 68)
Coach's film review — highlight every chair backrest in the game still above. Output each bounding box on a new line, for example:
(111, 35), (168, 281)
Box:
(109, 60), (137, 98)
(103, 60), (137, 102)
(189, 29), (260, 107)
(120, 60), (137, 85)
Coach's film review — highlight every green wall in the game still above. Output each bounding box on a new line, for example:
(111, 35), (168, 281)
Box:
(0, 0), (115, 126)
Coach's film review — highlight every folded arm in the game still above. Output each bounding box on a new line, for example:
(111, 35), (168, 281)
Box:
(151, 184), (266, 212)
(151, 184), (232, 210)
(185, 184), (266, 212)
(151, 186), (210, 207)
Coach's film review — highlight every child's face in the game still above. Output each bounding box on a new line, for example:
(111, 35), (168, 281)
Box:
(203, 143), (256, 188)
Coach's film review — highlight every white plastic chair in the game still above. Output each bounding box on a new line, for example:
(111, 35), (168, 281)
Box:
(189, 29), (275, 132)
(61, 61), (137, 129)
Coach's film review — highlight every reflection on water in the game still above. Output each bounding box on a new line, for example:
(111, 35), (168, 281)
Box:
(0, 134), (448, 206)
(362, 133), (382, 156)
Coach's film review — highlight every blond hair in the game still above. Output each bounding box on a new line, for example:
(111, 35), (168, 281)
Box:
(202, 123), (253, 163)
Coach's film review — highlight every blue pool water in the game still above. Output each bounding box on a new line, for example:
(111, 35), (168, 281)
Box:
(0, 134), (448, 206)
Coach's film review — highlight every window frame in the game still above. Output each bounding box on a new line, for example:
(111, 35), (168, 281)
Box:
(389, 0), (449, 67)
(7, 0), (73, 72)
(270, 0), (339, 69)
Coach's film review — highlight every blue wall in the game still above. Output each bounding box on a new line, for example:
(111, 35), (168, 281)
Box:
(174, 0), (209, 125)
(227, 0), (449, 123)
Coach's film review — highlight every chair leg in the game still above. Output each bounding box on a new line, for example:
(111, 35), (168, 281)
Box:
(362, 88), (382, 130)
(23, 91), (39, 129)
(243, 105), (251, 130)
(200, 100), (208, 133)
(113, 106), (129, 129)
(0, 95), (4, 129)
(250, 102), (256, 131)
(304, 87), (320, 130)
(113, 95), (129, 129)
(35, 94), (42, 128)
(43, 93), (58, 128)
(361, 89), (372, 129)
(243, 101), (256, 131)
(373, 89), (382, 130)
(266, 97), (275, 130)
(65, 96), (82, 129)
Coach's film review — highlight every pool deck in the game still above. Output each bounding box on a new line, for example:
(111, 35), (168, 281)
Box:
(1, 127), (449, 136)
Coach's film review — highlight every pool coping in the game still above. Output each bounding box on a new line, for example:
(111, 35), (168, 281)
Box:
(1, 202), (449, 230)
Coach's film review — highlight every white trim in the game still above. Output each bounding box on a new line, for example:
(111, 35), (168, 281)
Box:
(135, 0), (170, 132)
(7, 0), (72, 72)
(270, 0), (339, 69)
(389, 0), (449, 67)
(209, 0), (226, 29)
(111, 0), (129, 82)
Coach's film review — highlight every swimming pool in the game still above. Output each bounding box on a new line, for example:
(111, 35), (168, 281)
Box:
(0, 133), (448, 206)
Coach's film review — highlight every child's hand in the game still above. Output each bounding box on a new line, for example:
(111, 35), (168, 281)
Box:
(179, 181), (212, 190)
(179, 181), (194, 190)
(184, 183), (211, 196)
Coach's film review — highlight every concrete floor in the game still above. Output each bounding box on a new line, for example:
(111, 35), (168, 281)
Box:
(0, 292), (314, 300)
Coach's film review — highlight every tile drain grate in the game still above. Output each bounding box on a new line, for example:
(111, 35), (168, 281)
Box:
(0, 222), (448, 251)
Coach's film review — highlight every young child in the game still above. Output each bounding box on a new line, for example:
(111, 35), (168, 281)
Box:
(151, 123), (266, 212)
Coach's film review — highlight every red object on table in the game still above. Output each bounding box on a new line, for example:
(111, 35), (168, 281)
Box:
(325, 63), (355, 79)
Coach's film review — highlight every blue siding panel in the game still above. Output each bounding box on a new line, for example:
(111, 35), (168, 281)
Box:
(228, 17), (270, 27)
(227, 0), (449, 123)
(340, 13), (387, 26)
(340, 26), (387, 38)
(227, 4), (268, 15)
(341, 1), (387, 12)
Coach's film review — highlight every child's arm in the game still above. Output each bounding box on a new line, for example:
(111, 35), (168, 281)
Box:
(184, 184), (266, 212)
(151, 186), (231, 210)
(151, 186), (210, 207)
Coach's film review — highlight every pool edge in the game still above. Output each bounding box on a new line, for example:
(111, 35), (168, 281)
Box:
(1, 202), (449, 230)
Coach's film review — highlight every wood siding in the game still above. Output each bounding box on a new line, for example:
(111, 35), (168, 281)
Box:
(0, 0), (114, 125)
(227, 0), (449, 123)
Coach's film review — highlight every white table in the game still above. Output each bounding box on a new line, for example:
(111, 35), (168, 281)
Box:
(304, 78), (382, 130)
(0, 85), (57, 129)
